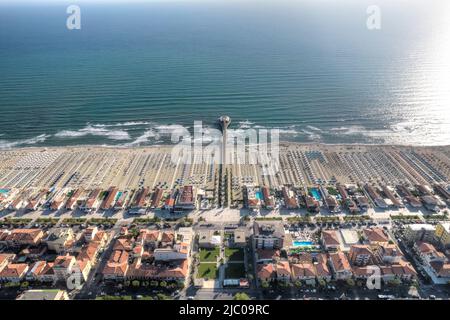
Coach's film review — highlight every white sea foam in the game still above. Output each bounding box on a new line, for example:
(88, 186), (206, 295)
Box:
(154, 124), (190, 136)
(54, 125), (131, 140)
(0, 134), (50, 149)
(89, 121), (152, 128)
(305, 125), (323, 132)
(124, 129), (158, 146)
(237, 120), (254, 129)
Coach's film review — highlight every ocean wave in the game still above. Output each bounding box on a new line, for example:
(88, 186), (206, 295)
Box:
(2, 119), (447, 149)
(124, 129), (158, 146)
(154, 124), (190, 135)
(237, 120), (254, 129)
(329, 126), (368, 135)
(305, 125), (323, 132)
(0, 134), (50, 149)
(300, 129), (322, 141)
(54, 125), (131, 140)
(89, 121), (152, 128)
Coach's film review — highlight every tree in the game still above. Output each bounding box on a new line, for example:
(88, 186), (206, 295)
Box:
(388, 279), (401, 287)
(156, 293), (170, 300)
(168, 283), (176, 289)
(233, 292), (250, 300)
(294, 280), (302, 288)
(318, 279), (327, 288)
(176, 281), (185, 289)
(346, 279), (355, 287)
(150, 280), (159, 287)
(260, 280), (269, 289)
(132, 280), (140, 287)
(159, 281), (167, 288)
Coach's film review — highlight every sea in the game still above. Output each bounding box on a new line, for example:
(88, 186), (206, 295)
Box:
(0, 0), (449, 148)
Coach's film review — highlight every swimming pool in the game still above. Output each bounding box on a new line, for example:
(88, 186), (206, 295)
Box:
(255, 191), (263, 200)
(0, 189), (9, 195)
(310, 188), (321, 200)
(292, 240), (314, 247)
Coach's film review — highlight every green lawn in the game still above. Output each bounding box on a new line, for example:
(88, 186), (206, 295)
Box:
(225, 263), (246, 279)
(199, 248), (220, 262)
(197, 263), (218, 280)
(225, 248), (244, 262)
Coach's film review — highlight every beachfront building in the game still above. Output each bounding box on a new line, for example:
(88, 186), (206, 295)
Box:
(282, 186), (298, 209)
(262, 186), (275, 209)
(129, 187), (149, 214)
(365, 184), (388, 208)
(355, 196), (369, 210)
(433, 184), (450, 204)
(381, 186), (403, 208)
(101, 187), (119, 210)
(151, 188), (164, 209)
(246, 186), (261, 211)
(175, 185), (198, 211)
(305, 195), (320, 213)
(79, 189), (101, 212)
(65, 188), (83, 211)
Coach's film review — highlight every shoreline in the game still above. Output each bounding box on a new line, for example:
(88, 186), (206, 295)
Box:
(1, 141), (450, 152)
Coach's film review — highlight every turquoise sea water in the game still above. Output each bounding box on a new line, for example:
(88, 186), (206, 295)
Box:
(0, 0), (449, 148)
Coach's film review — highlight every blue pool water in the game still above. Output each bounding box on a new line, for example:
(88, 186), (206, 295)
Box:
(0, 189), (9, 194)
(292, 241), (314, 247)
(255, 192), (263, 200)
(310, 189), (321, 201)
